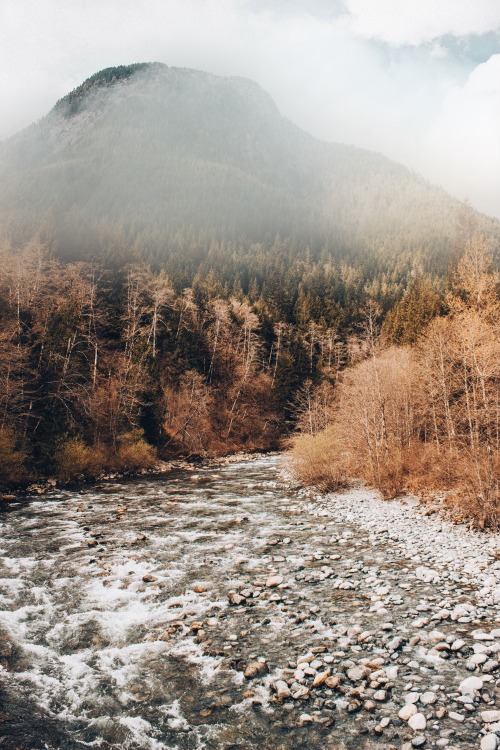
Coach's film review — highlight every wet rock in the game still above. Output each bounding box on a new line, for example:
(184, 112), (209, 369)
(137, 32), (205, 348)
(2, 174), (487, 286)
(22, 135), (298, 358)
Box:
(273, 680), (291, 700)
(347, 665), (370, 682)
(244, 661), (267, 679)
(265, 575), (283, 588)
(142, 574), (157, 582)
(192, 583), (208, 593)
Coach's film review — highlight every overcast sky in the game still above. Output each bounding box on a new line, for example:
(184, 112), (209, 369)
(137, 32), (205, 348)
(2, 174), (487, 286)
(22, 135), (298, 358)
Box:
(1, 0), (499, 218)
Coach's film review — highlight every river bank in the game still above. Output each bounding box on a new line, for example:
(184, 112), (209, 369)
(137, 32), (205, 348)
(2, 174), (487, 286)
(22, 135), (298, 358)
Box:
(0, 449), (276, 501)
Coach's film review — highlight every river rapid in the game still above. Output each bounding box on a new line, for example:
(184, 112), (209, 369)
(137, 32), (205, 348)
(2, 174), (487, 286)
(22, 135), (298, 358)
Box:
(0, 455), (499, 750)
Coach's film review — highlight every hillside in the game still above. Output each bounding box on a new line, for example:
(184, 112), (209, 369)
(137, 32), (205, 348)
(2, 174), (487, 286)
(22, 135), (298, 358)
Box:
(2, 62), (495, 263)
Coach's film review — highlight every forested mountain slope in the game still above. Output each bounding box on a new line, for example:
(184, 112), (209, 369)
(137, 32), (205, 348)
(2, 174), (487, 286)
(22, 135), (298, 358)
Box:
(2, 62), (496, 263)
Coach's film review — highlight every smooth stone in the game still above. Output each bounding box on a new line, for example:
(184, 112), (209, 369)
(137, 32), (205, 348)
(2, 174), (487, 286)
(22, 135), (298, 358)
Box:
(481, 735), (498, 750)
(265, 575), (283, 588)
(481, 711), (500, 723)
(459, 676), (483, 694)
(405, 692), (420, 704)
(399, 704), (418, 721)
(412, 737), (426, 747)
(312, 670), (330, 687)
(244, 661), (267, 678)
(482, 660), (499, 673)
(420, 691), (437, 705)
(408, 713), (427, 731)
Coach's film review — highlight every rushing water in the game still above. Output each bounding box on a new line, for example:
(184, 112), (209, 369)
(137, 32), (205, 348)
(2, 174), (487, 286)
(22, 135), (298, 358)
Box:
(0, 456), (493, 749)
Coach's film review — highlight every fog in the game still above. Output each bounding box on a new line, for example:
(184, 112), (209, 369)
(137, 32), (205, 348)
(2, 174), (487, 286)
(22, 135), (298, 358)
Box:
(1, 0), (499, 217)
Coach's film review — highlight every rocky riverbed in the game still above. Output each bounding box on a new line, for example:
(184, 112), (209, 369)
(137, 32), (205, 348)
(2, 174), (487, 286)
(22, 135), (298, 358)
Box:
(0, 455), (498, 749)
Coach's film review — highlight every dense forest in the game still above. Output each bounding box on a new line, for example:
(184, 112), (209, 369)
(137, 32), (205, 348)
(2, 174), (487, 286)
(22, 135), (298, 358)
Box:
(0, 225), (438, 486)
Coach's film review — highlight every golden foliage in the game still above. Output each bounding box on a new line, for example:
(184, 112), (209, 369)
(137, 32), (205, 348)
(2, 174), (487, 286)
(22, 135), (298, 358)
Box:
(291, 232), (500, 527)
(54, 439), (106, 483)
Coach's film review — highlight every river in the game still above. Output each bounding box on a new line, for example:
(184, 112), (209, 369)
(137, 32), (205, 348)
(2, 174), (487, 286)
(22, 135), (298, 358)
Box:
(0, 455), (498, 749)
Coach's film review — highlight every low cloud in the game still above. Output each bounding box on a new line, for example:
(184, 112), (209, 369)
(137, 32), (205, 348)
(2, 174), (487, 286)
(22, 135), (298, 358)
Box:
(345, 0), (500, 46)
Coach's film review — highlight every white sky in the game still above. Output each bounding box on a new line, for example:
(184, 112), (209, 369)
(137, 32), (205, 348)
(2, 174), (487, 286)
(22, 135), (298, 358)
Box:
(1, 0), (499, 218)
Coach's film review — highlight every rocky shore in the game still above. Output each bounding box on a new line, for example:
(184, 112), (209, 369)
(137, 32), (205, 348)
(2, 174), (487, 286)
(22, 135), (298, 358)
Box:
(222, 484), (500, 749)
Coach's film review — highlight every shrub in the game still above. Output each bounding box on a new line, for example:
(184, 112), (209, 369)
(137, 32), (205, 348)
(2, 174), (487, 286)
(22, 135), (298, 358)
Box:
(54, 438), (106, 482)
(114, 432), (157, 473)
(290, 427), (347, 491)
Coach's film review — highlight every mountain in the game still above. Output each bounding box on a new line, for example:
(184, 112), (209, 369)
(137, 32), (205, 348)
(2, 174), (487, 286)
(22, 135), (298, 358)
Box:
(0, 62), (498, 262)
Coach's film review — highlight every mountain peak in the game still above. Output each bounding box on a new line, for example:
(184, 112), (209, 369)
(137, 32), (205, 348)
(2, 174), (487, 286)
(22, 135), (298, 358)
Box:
(54, 63), (160, 117)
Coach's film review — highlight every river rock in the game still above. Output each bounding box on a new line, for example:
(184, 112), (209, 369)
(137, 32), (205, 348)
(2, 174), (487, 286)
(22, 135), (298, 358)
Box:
(420, 691), (437, 705)
(312, 670), (330, 687)
(266, 575), (283, 588)
(399, 703), (418, 721)
(481, 735), (498, 750)
(481, 711), (500, 723)
(228, 591), (246, 605)
(347, 665), (370, 681)
(273, 680), (291, 699)
(415, 566), (439, 583)
(459, 676), (483, 694)
(408, 713), (426, 731)
(244, 661), (267, 678)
